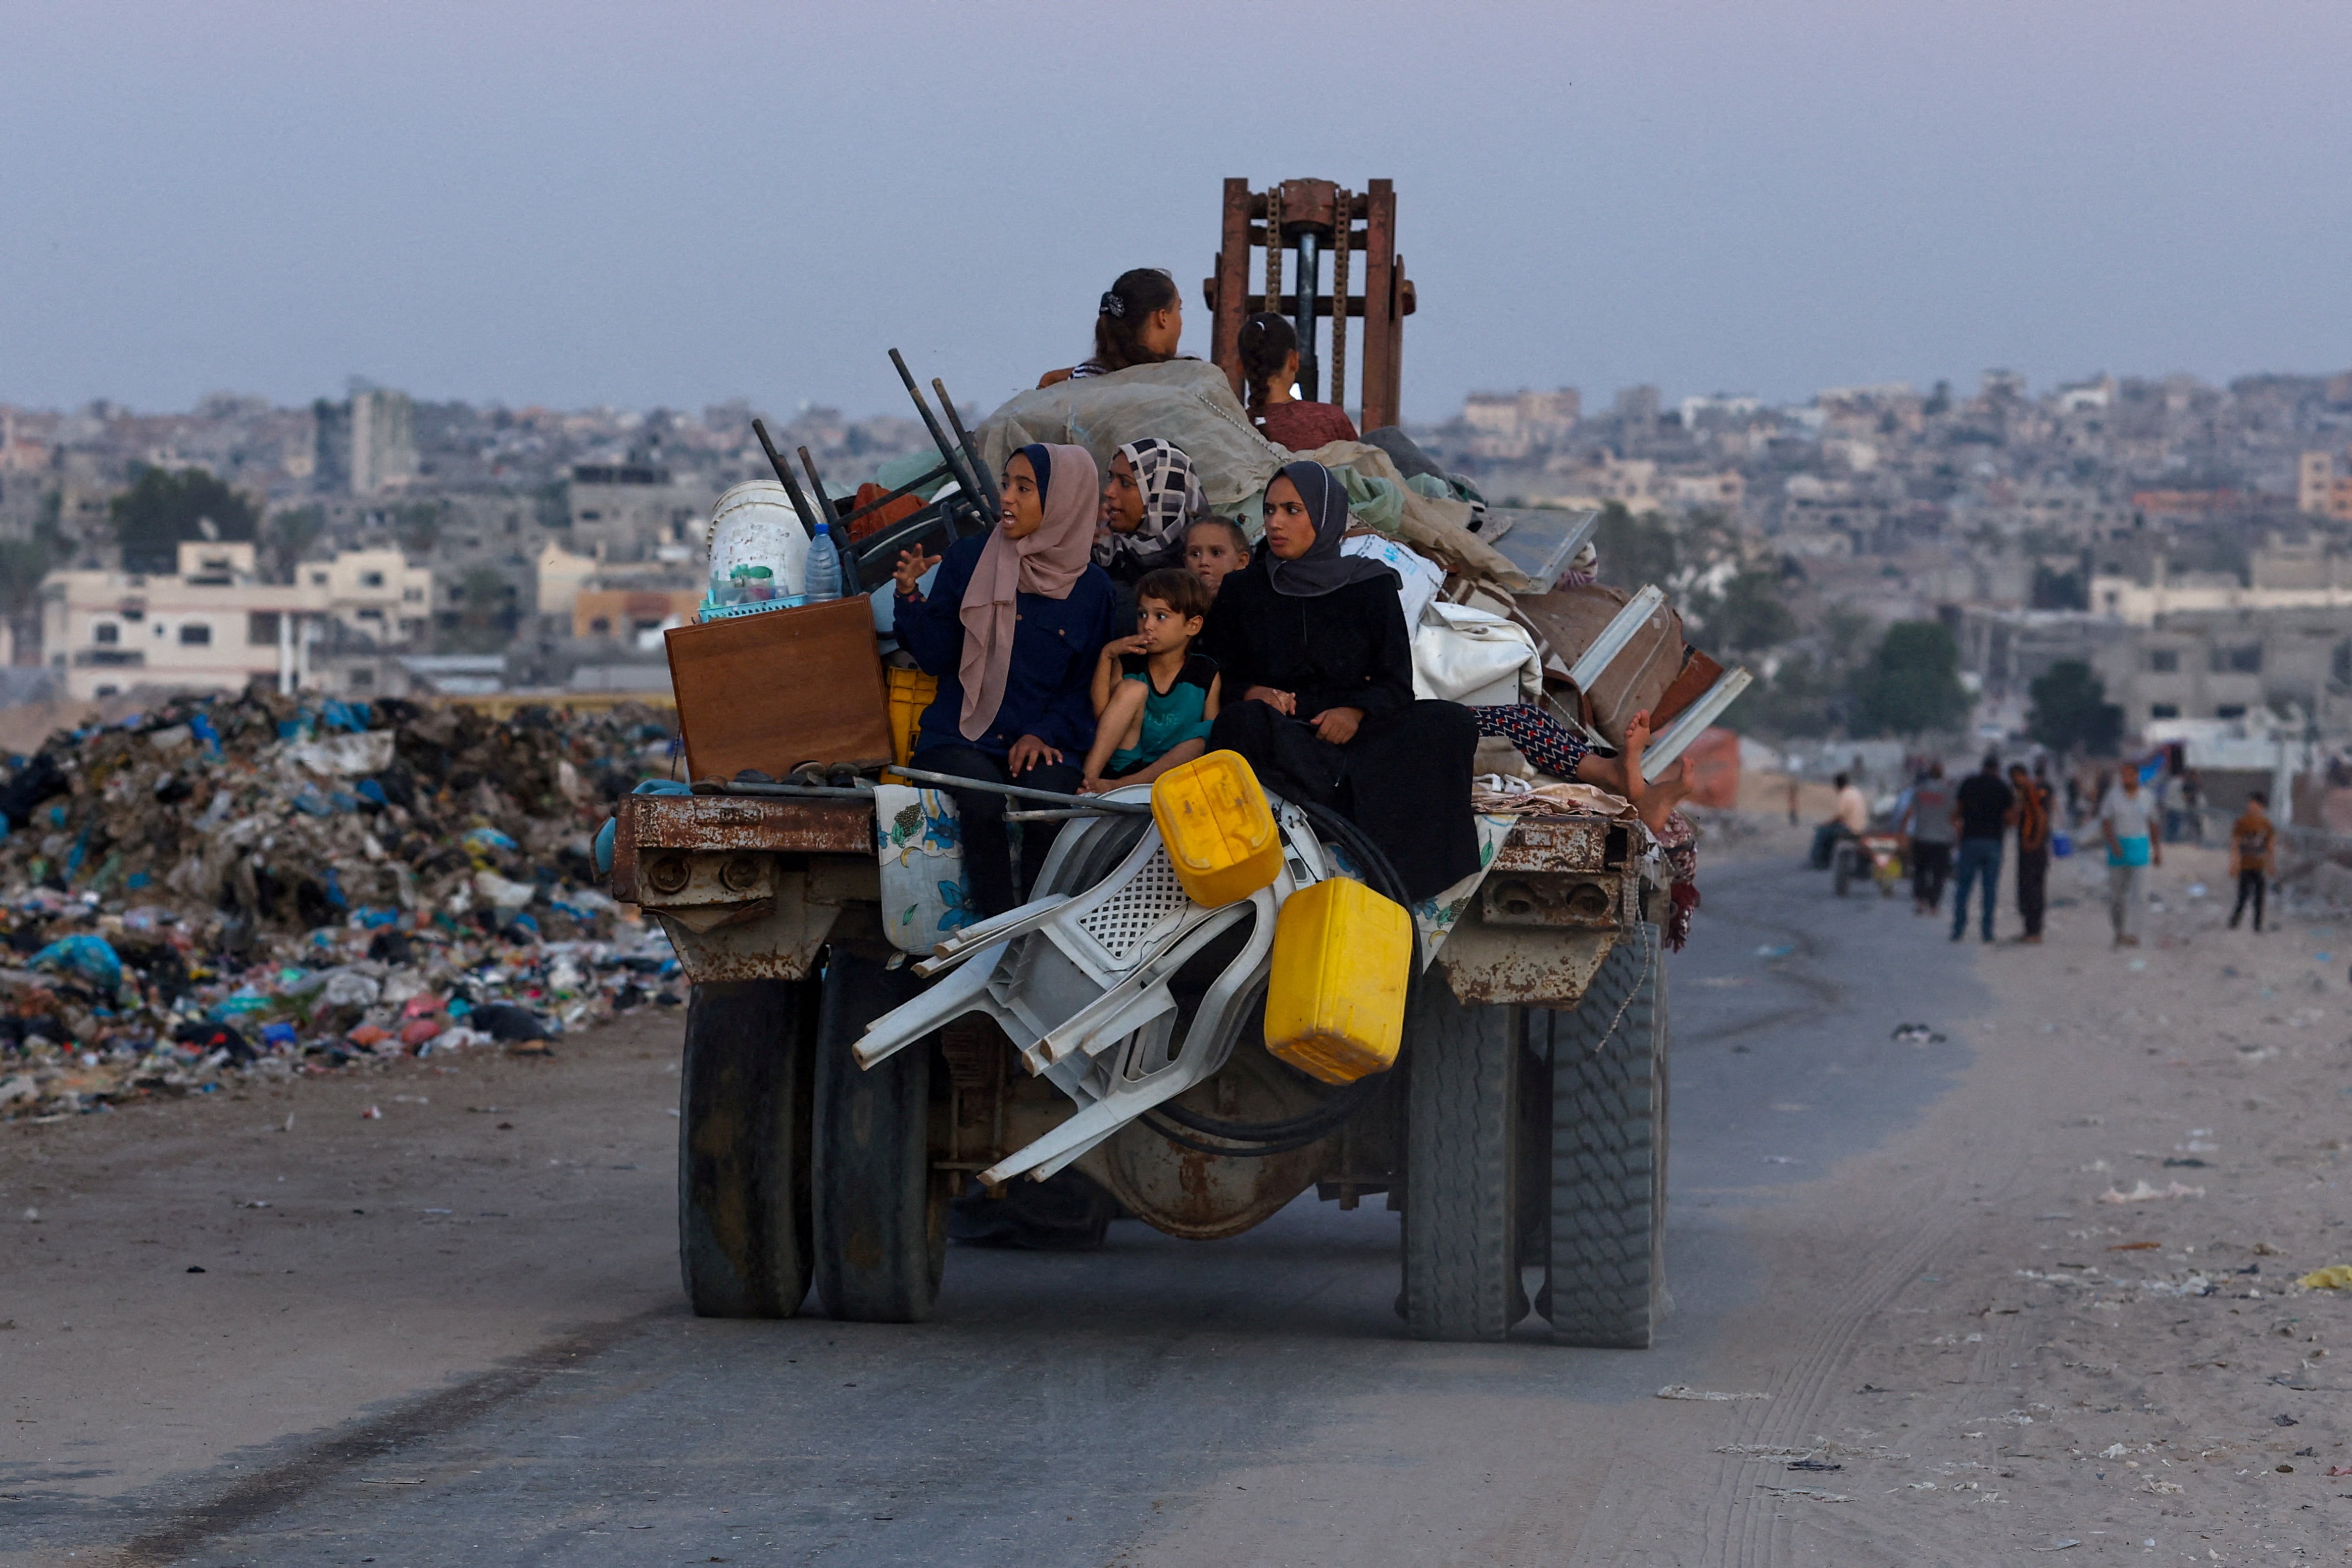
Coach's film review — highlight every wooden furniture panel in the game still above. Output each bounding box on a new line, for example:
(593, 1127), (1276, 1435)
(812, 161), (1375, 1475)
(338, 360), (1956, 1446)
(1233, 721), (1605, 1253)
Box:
(664, 597), (893, 781)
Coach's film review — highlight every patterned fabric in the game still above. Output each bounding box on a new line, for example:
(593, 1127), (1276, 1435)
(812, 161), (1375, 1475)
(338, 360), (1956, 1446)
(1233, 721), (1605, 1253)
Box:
(1471, 702), (1591, 779)
(1094, 438), (1206, 572)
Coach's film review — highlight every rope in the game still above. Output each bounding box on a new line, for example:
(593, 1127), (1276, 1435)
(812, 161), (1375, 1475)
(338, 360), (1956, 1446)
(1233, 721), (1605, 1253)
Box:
(1330, 188), (1351, 413)
(1578, 919), (1656, 1061)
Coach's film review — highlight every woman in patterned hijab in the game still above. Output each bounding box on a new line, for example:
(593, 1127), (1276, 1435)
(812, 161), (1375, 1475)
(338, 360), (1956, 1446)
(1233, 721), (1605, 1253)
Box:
(1093, 437), (1207, 580)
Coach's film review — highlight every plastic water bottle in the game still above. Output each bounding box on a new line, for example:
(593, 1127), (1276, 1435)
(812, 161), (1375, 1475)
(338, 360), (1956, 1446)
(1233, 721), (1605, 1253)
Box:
(802, 522), (841, 603)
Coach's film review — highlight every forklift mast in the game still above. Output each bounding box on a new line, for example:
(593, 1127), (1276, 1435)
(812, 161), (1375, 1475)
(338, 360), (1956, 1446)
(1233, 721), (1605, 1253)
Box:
(1204, 177), (1418, 434)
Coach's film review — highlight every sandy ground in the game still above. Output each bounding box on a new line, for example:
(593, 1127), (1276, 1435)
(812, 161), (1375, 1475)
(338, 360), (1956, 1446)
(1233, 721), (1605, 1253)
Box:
(1554, 828), (2352, 1563)
(0, 1011), (683, 1521)
(4, 828), (2349, 1564)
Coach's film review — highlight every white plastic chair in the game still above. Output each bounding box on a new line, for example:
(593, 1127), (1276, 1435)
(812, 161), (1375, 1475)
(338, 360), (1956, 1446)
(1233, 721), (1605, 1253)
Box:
(850, 787), (1326, 1185)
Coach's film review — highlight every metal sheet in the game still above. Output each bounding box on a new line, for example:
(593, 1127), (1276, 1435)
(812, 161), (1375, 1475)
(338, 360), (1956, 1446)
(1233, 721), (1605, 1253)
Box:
(1433, 902), (1619, 1007)
(1492, 816), (1615, 873)
(627, 793), (874, 855)
(655, 868), (858, 984)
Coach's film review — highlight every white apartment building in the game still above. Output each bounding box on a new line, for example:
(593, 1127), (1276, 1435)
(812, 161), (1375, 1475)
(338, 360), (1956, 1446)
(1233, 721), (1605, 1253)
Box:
(41, 541), (432, 700)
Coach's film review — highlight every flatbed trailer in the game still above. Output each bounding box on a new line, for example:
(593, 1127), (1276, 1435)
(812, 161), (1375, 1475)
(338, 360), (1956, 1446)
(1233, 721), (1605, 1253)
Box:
(613, 785), (1671, 1345)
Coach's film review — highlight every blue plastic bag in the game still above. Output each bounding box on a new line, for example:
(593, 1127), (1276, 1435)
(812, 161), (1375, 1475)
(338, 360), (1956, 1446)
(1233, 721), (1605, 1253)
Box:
(2050, 829), (2072, 859)
(31, 934), (123, 992)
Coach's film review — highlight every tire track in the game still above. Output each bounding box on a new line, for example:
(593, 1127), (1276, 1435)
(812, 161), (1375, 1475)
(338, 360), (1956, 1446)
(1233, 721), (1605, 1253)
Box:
(108, 1314), (652, 1567)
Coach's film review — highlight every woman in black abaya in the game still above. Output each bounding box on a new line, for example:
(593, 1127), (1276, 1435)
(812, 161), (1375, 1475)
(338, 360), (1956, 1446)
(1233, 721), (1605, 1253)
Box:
(1198, 461), (1480, 903)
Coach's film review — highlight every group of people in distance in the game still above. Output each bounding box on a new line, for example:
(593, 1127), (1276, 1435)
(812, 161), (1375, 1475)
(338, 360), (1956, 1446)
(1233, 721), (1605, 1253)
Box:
(1840, 752), (2282, 950)
(889, 268), (1689, 919)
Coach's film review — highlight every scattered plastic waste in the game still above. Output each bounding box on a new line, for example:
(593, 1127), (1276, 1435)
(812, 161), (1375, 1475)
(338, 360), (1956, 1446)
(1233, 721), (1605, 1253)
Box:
(1752, 943), (1794, 958)
(2298, 1264), (2352, 1290)
(2097, 1180), (2206, 1204)
(0, 688), (683, 1120)
(1890, 1022), (1945, 1044)
(1755, 1484), (1849, 1502)
(1657, 1385), (1771, 1401)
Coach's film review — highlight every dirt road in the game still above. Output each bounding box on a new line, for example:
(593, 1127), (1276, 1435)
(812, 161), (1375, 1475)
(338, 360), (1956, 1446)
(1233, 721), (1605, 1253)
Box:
(4, 826), (2346, 1564)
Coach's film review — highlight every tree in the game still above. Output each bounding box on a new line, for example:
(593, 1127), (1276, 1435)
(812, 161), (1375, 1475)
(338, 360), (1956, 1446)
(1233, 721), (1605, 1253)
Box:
(1707, 569), (1797, 657)
(0, 536), (58, 662)
(1738, 653), (1840, 739)
(262, 505), (325, 583)
(2027, 660), (2123, 757)
(110, 466), (257, 573)
(1591, 501), (1677, 594)
(444, 566), (518, 653)
(1848, 620), (1971, 738)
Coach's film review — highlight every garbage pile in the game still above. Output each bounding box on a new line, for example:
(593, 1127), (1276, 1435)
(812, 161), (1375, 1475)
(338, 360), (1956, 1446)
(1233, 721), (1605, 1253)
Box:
(0, 689), (680, 1121)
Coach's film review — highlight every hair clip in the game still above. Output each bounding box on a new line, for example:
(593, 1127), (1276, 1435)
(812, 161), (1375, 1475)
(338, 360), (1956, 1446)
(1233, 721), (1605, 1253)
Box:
(1099, 291), (1126, 318)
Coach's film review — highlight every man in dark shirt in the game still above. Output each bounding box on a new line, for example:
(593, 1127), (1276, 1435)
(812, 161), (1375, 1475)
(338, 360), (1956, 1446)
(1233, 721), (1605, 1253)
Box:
(1949, 753), (2016, 943)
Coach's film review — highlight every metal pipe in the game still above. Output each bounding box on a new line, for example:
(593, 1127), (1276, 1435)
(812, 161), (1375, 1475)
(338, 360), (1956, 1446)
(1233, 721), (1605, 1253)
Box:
(888, 765), (1151, 814)
(751, 418), (820, 538)
(1292, 229), (1321, 401)
(889, 349), (987, 511)
(796, 447), (843, 528)
(932, 375), (1001, 522)
(701, 781), (877, 801)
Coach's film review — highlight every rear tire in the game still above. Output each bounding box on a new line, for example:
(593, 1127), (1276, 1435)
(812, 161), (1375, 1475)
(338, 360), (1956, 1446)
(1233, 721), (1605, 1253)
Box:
(1402, 973), (1525, 1341)
(677, 979), (818, 1318)
(1545, 924), (1669, 1348)
(813, 947), (947, 1322)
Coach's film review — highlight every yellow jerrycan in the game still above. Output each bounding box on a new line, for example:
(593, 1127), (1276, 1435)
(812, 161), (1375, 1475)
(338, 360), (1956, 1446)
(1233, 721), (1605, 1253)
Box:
(1150, 749), (1282, 907)
(1264, 876), (1412, 1085)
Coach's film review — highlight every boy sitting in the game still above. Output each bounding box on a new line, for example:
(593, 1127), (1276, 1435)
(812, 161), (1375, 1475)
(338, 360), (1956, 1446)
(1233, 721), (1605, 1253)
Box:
(1081, 567), (1221, 793)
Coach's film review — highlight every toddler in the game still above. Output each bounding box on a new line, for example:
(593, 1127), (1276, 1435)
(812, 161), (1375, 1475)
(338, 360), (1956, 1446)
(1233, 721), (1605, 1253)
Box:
(1183, 516), (1251, 598)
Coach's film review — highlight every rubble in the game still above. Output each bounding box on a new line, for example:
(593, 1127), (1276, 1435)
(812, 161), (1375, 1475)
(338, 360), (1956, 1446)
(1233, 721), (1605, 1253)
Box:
(0, 688), (682, 1120)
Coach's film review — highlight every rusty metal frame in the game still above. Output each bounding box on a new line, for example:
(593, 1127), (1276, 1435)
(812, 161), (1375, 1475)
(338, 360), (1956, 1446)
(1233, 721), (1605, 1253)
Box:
(1204, 176), (1415, 432)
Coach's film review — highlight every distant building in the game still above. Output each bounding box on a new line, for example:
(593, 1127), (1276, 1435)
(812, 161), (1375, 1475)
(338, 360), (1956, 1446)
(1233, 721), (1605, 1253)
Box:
(1457, 388), (1579, 459)
(313, 387), (418, 496)
(41, 540), (430, 700)
(2299, 450), (2352, 520)
(2088, 554), (2352, 624)
(2093, 606), (2352, 734)
(568, 463), (719, 561)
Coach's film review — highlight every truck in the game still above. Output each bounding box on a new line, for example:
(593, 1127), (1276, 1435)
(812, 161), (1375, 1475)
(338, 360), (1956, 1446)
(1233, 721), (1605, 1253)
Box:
(608, 178), (1747, 1346)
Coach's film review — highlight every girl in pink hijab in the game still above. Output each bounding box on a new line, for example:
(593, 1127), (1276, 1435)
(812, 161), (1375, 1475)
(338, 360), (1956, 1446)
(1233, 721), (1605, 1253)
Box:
(892, 443), (1117, 915)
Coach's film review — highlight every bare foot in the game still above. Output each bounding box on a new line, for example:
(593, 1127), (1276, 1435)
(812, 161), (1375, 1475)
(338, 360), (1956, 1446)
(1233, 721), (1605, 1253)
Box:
(1637, 757), (1694, 835)
(1617, 710), (1653, 810)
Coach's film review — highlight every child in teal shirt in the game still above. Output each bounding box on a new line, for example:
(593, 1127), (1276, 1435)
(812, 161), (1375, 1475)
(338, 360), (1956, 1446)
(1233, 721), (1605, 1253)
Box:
(1081, 568), (1221, 792)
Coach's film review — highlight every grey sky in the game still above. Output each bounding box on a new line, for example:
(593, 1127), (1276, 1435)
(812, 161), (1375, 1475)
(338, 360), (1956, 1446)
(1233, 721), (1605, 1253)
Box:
(5, 1), (2347, 422)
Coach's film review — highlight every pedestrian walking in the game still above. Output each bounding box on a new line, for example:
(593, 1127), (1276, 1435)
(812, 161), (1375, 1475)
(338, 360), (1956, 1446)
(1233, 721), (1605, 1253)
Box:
(2227, 791), (2276, 933)
(2010, 762), (2051, 943)
(2097, 767), (2160, 947)
(1950, 753), (2015, 943)
(1901, 762), (1955, 915)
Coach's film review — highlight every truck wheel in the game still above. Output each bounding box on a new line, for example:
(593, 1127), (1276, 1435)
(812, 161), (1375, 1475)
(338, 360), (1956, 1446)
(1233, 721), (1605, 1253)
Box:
(677, 979), (818, 1318)
(1544, 925), (1669, 1348)
(813, 947), (947, 1323)
(1402, 972), (1526, 1342)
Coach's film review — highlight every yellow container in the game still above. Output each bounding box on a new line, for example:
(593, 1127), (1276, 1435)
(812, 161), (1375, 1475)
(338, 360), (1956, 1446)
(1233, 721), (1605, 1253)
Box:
(1150, 749), (1282, 907)
(884, 665), (937, 769)
(1263, 876), (1411, 1085)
